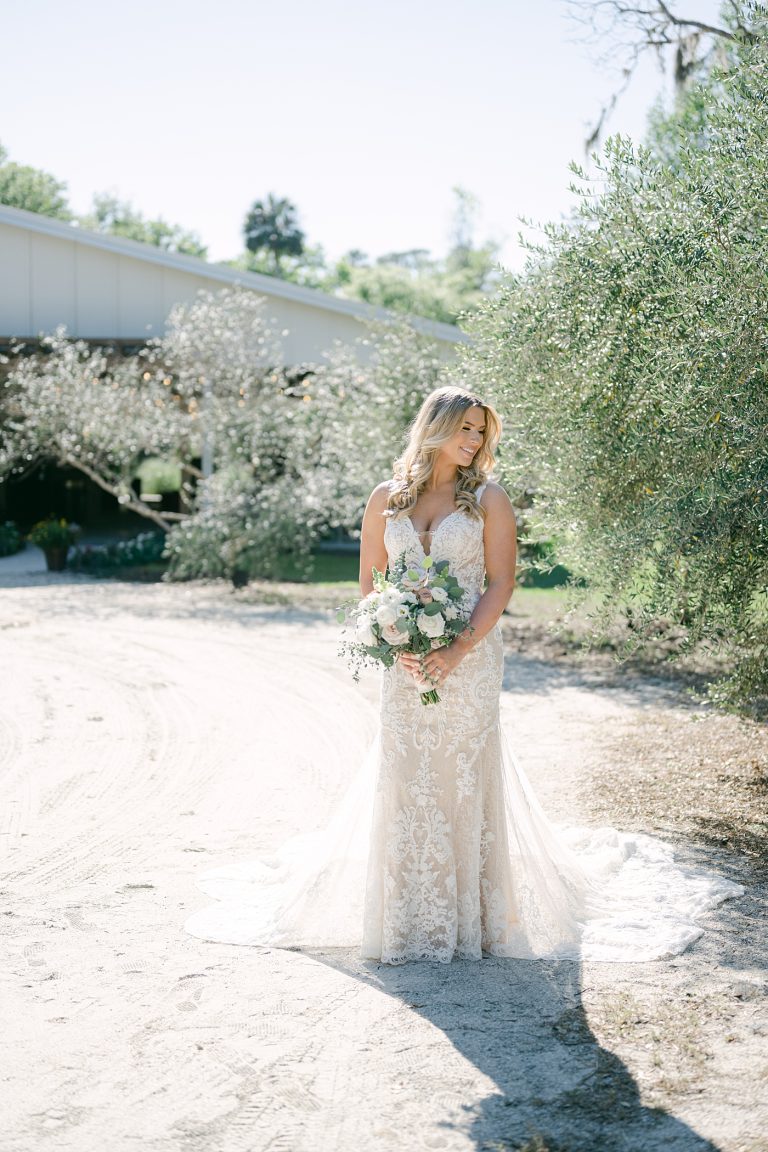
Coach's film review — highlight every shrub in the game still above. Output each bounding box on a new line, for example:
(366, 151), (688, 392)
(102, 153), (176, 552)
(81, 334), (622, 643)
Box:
(68, 531), (167, 573)
(0, 520), (23, 556)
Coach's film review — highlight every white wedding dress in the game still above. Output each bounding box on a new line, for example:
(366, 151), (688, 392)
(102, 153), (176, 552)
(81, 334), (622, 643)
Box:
(185, 493), (743, 963)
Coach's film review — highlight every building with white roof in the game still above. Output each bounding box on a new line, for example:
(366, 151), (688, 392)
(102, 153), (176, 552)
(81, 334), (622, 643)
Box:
(0, 203), (464, 362)
(0, 204), (464, 533)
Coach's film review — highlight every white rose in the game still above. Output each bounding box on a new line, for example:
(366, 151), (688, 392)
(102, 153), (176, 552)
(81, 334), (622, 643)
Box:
(429, 586), (448, 602)
(360, 594), (379, 616)
(382, 622), (410, 646)
(417, 610), (446, 638)
(356, 617), (377, 646)
(375, 601), (398, 627)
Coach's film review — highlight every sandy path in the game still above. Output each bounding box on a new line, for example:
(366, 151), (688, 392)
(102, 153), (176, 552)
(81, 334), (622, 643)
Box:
(0, 571), (764, 1152)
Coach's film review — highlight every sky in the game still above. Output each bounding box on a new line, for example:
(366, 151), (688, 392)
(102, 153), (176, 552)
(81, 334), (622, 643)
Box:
(1, 0), (725, 271)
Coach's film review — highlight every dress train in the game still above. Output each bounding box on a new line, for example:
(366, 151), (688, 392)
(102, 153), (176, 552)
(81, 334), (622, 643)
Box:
(185, 493), (742, 962)
(184, 717), (743, 963)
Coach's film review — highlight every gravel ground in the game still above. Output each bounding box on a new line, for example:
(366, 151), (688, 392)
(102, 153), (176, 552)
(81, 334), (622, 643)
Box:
(0, 557), (765, 1152)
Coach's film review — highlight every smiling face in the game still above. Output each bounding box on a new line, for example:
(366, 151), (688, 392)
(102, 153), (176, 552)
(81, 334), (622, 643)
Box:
(439, 405), (487, 470)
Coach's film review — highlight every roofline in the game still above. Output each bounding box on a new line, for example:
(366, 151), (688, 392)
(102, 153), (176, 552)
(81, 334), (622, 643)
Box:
(0, 203), (468, 345)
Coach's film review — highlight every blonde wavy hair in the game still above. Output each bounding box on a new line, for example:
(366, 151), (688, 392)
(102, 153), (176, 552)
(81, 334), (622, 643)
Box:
(387, 386), (501, 521)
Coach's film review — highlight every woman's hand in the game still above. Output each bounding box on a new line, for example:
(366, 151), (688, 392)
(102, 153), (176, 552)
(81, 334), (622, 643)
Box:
(398, 640), (470, 687)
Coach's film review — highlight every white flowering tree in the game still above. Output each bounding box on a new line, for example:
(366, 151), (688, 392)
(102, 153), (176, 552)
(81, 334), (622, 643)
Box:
(0, 289), (332, 576)
(1, 288), (452, 579)
(311, 320), (451, 535)
(1, 331), (188, 530)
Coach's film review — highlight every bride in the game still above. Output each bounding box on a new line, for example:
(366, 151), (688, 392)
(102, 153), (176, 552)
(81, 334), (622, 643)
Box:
(185, 386), (742, 963)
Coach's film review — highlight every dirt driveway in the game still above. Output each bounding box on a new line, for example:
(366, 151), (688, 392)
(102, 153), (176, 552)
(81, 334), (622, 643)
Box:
(1, 568), (765, 1152)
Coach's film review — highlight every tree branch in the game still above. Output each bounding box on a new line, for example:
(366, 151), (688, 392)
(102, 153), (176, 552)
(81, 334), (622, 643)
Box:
(656, 0), (737, 42)
(61, 454), (188, 532)
(566, 0), (756, 152)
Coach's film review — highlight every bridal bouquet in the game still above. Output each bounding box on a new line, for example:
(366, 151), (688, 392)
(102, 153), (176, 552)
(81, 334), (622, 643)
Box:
(337, 555), (472, 704)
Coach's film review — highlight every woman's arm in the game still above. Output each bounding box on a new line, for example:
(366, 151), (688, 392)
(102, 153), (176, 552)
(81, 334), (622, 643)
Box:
(401, 483), (516, 680)
(459, 481), (517, 649)
(358, 482), (391, 596)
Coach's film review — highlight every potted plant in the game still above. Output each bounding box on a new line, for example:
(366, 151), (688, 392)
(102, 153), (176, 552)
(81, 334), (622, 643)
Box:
(27, 518), (80, 572)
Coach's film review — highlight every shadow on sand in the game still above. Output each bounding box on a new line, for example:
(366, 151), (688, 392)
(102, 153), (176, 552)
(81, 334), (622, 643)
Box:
(304, 950), (721, 1152)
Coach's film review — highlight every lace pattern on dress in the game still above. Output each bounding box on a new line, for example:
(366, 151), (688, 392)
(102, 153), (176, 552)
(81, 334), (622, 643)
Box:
(184, 485), (744, 965)
(361, 502), (518, 963)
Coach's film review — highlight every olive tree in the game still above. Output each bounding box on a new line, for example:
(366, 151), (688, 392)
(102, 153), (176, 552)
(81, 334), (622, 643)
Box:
(464, 31), (768, 707)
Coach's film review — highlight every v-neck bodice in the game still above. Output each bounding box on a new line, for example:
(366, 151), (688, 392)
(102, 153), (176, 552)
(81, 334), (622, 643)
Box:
(384, 506), (486, 609)
(403, 508), (463, 553)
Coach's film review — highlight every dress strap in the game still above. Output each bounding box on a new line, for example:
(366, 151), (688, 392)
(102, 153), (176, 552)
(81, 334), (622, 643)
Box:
(476, 482), (488, 502)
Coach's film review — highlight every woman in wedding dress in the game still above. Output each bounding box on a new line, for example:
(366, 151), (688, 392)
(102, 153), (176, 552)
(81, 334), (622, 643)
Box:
(185, 386), (742, 963)
(358, 387), (524, 963)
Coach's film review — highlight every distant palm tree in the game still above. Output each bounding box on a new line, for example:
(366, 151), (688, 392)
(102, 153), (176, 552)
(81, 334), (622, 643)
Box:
(243, 194), (305, 272)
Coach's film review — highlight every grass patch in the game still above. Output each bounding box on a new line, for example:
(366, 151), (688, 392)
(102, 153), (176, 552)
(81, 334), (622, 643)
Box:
(581, 985), (738, 1106)
(237, 576), (567, 616)
(274, 551), (361, 584)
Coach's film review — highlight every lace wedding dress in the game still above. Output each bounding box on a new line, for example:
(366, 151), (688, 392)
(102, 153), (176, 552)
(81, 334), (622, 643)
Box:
(185, 491), (743, 963)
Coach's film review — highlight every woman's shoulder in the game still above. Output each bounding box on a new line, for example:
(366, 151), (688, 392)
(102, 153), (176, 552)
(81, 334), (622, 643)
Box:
(365, 479), (395, 511)
(477, 478), (509, 507)
(478, 480), (516, 530)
